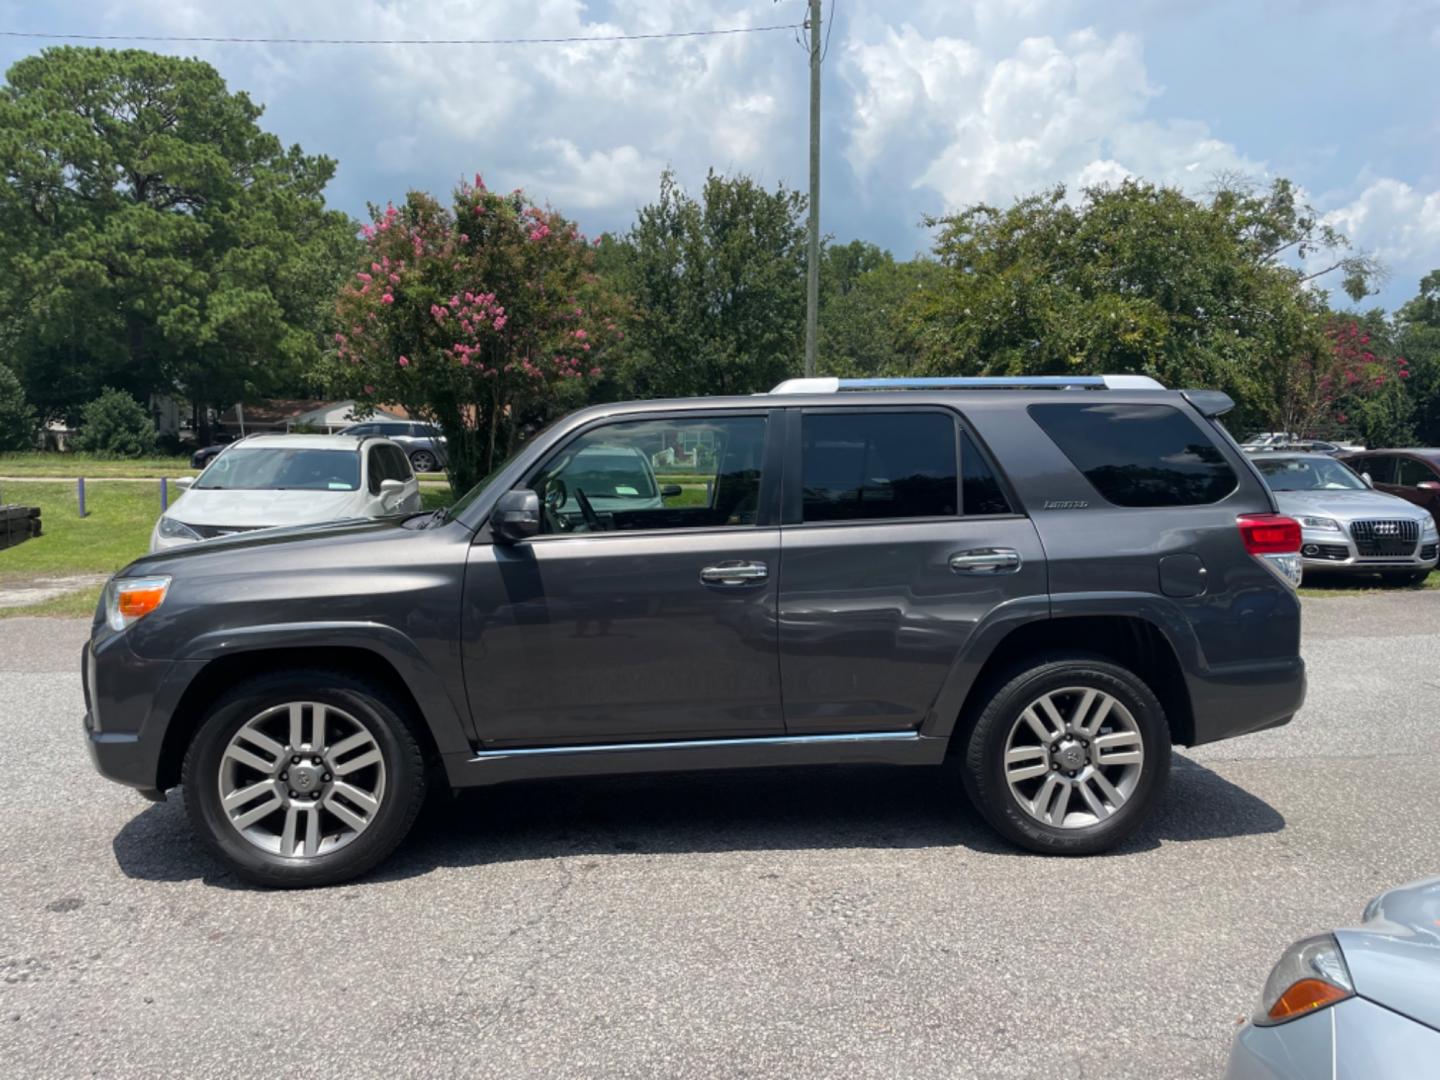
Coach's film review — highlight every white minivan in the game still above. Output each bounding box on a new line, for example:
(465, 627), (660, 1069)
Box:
(151, 434), (423, 551)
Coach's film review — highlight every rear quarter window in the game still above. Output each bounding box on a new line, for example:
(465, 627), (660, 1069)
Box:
(1029, 402), (1238, 507)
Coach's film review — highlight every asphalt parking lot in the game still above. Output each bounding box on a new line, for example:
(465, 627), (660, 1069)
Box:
(2, 594), (1437, 1079)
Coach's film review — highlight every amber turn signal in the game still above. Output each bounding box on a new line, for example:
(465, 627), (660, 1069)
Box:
(106, 576), (171, 632)
(1266, 977), (1352, 1022)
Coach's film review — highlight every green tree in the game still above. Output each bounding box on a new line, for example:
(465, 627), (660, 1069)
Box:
(0, 363), (37, 451)
(1395, 271), (1440, 445)
(329, 180), (621, 493)
(73, 386), (156, 457)
(908, 178), (1381, 434)
(819, 241), (942, 376)
(0, 47), (357, 430)
(603, 170), (807, 398)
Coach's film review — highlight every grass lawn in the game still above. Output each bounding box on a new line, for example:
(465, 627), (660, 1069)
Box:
(0, 452), (198, 479)
(0, 479), (455, 617)
(1298, 568), (1438, 598)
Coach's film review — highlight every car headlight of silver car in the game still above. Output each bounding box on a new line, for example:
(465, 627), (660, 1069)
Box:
(1296, 516), (1342, 532)
(1253, 933), (1354, 1026)
(1423, 517), (1438, 539)
(156, 516), (202, 541)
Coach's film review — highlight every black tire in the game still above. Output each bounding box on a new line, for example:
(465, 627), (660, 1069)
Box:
(182, 669), (427, 888)
(960, 655), (1170, 855)
(409, 450), (437, 474)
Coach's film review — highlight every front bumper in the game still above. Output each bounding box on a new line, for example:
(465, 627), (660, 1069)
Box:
(1298, 529), (1437, 574)
(1227, 996), (1440, 1078)
(82, 634), (204, 797)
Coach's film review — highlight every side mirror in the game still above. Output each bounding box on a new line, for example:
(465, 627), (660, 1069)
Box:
(379, 478), (406, 498)
(491, 488), (541, 543)
(1418, 481), (1440, 492)
(660, 483), (683, 498)
(175, 477), (194, 490)
(1362, 472), (1374, 488)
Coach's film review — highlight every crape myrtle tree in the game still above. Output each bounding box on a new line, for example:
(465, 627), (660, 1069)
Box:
(0, 47), (356, 432)
(331, 178), (621, 493)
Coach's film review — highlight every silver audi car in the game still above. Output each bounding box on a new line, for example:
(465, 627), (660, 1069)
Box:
(1227, 876), (1440, 1077)
(1252, 453), (1438, 583)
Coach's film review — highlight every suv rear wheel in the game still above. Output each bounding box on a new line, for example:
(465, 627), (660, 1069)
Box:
(961, 656), (1170, 855)
(182, 670), (426, 888)
(408, 449), (437, 474)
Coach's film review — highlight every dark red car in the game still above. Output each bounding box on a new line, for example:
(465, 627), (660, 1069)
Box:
(1340, 449), (1440, 531)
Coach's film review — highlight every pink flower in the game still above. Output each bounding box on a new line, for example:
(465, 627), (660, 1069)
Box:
(574, 329), (587, 340)
(364, 384), (375, 394)
(529, 224), (551, 242)
(356, 272), (372, 283)
(582, 343), (590, 352)
(493, 315), (507, 330)
(398, 355), (410, 368)
(381, 293), (394, 305)
(589, 367), (601, 377)
(389, 273), (400, 285)
(459, 233), (469, 243)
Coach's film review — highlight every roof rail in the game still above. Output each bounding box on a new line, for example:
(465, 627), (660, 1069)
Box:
(770, 375), (1166, 394)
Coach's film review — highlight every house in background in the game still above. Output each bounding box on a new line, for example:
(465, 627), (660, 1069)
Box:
(215, 399), (407, 436)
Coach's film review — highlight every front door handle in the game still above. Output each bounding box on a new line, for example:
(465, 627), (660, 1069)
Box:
(700, 560), (769, 586)
(949, 548), (1022, 575)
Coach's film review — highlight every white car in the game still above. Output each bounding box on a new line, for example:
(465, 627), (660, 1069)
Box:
(151, 434), (423, 552)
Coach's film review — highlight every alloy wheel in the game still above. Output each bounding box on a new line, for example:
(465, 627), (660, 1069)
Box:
(410, 451), (436, 473)
(1002, 687), (1145, 829)
(217, 701), (386, 858)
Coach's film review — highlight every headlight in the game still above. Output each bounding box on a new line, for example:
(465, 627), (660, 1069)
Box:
(105, 576), (172, 632)
(1253, 933), (1354, 1026)
(156, 516), (202, 541)
(1423, 517), (1438, 539)
(1297, 516), (1341, 532)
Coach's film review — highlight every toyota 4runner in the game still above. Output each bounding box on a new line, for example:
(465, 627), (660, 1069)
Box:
(83, 375), (1307, 887)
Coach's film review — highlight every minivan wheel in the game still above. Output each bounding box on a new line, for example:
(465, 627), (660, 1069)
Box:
(409, 450), (437, 474)
(182, 670), (426, 888)
(961, 656), (1170, 855)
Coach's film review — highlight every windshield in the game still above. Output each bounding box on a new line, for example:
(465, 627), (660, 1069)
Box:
(1255, 456), (1366, 491)
(195, 447), (361, 491)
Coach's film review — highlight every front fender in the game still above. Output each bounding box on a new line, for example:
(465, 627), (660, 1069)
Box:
(177, 620), (473, 756)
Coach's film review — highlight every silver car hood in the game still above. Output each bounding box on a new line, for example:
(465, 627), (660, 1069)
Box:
(1272, 488), (1430, 525)
(1335, 876), (1440, 1032)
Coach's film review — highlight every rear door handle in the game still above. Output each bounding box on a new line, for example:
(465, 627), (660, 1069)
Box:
(949, 548), (1022, 575)
(700, 560), (769, 585)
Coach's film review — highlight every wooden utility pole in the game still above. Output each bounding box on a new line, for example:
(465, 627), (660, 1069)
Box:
(804, 0), (821, 377)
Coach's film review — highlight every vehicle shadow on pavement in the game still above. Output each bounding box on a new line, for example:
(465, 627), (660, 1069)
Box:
(110, 755), (1283, 888)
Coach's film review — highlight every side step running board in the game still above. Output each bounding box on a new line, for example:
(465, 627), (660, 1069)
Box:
(443, 730), (948, 788)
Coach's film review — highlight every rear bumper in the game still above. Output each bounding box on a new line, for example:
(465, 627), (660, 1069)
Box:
(1187, 656), (1306, 747)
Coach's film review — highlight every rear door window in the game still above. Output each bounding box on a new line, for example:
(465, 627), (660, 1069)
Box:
(1029, 403), (1237, 507)
(801, 412), (957, 522)
(961, 430), (1012, 515)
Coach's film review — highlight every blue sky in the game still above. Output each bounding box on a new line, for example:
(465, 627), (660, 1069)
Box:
(2, 0), (1437, 310)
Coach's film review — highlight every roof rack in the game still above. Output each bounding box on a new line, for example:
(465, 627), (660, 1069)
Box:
(769, 375), (1166, 394)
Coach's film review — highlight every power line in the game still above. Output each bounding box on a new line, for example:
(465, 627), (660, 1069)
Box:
(0, 24), (802, 47)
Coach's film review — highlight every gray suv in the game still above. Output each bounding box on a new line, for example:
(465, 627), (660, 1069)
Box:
(83, 376), (1307, 887)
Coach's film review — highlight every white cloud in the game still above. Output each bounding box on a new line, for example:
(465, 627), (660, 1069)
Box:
(1324, 179), (1440, 270)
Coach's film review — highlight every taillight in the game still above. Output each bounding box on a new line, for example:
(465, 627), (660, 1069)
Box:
(1238, 514), (1302, 555)
(1238, 513), (1303, 587)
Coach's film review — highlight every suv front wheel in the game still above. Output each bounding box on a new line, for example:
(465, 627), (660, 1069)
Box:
(961, 656), (1170, 855)
(182, 670), (427, 887)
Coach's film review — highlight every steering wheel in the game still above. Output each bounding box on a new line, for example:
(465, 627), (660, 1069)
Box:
(574, 487), (602, 532)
